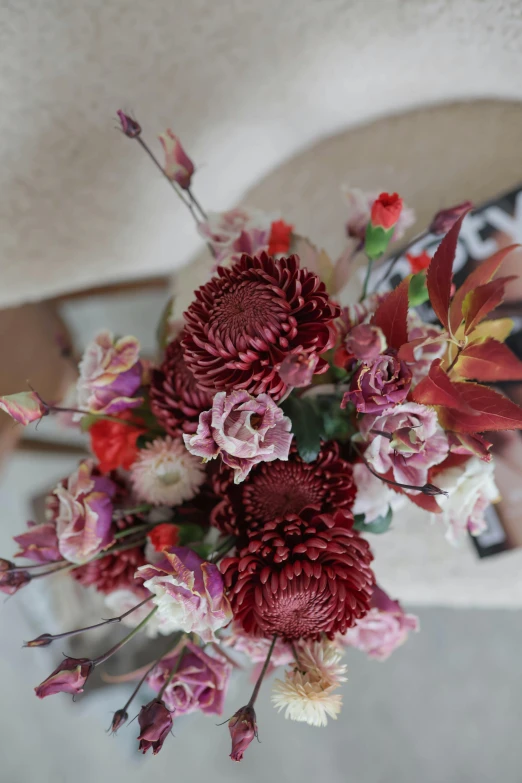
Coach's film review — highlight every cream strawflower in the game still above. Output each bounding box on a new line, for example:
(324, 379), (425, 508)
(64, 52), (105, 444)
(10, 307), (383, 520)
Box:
(130, 436), (205, 506)
(271, 640), (347, 727)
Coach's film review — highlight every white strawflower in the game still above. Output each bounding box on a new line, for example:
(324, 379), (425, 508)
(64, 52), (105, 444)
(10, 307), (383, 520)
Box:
(130, 436), (205, 506)
(271, 640), (347, 727)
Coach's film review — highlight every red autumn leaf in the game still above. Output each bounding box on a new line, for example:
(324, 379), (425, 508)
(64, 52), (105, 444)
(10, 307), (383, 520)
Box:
(398, 336), (427, 363)
(411, 359), (478, 414)
(449, 244), (519, 334)
(455, 338), (522, 381)
(462, 275), (516, 335)
(370, 276), (410, 350)
(426, 209), (470, 329)
(437, 382), (522, 432)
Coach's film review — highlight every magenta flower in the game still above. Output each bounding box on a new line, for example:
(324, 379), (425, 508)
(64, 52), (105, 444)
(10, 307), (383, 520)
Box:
(360, 402), (449, 487)
(147, 641), (230, 715)
(54, 459), (117, 564)
(345, 324), (387, 362)
(340, 585), (419, 661)
(76, 330), (143, 416)
(34, 658), (93, 698)
(0, 391), (48, 426)
(14, 521), (60, 564)
(136, 547), (233, 642)
(158, 129), (195, 190)
(278, 353), (319, 388)
(0, 561), (30, 595)
(341, 353), (412, 414)
(229, 705), (258, 762)
(183, 391), (293, 484)
(137, 699), (173, 755)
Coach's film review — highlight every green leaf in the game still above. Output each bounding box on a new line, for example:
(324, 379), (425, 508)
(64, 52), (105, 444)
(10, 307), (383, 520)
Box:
(281, 395), (324, 463)
(353, 506), (393, 534)
(80, 413), (98, 432)
(408, 271), (430, 306)
(177, 523), (206, 546)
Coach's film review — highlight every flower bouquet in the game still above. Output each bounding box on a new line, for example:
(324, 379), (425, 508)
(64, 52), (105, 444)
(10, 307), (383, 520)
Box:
(2, 111), (522, 761)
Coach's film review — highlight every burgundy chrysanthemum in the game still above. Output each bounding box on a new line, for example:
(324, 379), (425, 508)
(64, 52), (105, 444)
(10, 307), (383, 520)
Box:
(221, 508), (374, 640)
(150, 335), (212, 436)
(72, 515), (146, 594)
(181, 253), (340, 400)
(211, 443), (356, 538)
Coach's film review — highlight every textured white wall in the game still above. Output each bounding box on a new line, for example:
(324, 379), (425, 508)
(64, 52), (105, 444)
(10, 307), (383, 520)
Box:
(2, 0), (522, 306)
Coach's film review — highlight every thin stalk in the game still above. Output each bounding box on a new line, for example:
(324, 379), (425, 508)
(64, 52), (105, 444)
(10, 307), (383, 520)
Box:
(119, 653), (165, 716)
(357, 448), (446, 496)
(113, 505), (153, 522)
(7, 560), (65, 572)
(187, 187), (208, 220)
(93, 607), (158, 666)
(248, 635), (277, 707)
(372, 229), (429, 292)
(210, 536), (235, 564)
(359, 258), (374, 302)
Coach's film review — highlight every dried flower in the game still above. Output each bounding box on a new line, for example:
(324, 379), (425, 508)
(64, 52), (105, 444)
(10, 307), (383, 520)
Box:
(77, 331), (143, 416)
(222, 508), (374, 640)
(429, 201), (473, 235)
(13, 521), (60, 564)
(130, 436), (205, 506)
(184, 390), (293, 484)
(158, 129), (195, 189)
(0, 565), (31, 595)
(89, 412), (146, 473)
(434, 457), (499, 543)
(147, 641), (230, 715)
(345, 323), (387, 362)
(54, 459), (117, 564)
(110, 709), (129, 734)
(116, 110), (141, 138)
(182, 253), (338, 400)
(278, 353), (319, 388)
(229, 705), (258, 762)
(0, 390), (49, 426)
(136, 547), (233, 641)
(34, 658), (93, 699)
(341, 352), (412, 414)
(137, 699), (173, 755)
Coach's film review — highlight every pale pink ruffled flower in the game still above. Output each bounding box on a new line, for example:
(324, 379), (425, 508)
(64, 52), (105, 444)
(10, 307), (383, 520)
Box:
(224, 623), (294, 678)
(0, 391), (48, 426)
(183, 391), (293, 484)
(136, 547), (233, 642)
(77, 330), (143, 416)
(278, 353), (319, 388)
(342, 186), (415, 242)
(199, 207), (275, 265)
(345, 323), (387, 362)
(352, 462), (405, 523)
(360, 402), (449, 488)
(54, 459), (117, 564)
(158, 129), (194, 189)
(130, 436), (205, 506)
(406, 311), (447, 386)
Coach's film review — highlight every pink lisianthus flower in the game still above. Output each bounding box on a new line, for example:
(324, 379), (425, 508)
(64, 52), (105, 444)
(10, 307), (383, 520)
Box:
(339, 584), (419, 661)
(360, 402), (449, 488)
(199, 207), (274, 265)
(405, 312), (447, 386)
(278, 353), (319, 388)
(147, 641), (230, 715)
(34, 658), (94, 698)
(136, 547), (233, 642)
(342, 186), (415, 242)
(13, 521), (60, 564)
(342, 353), (412, 414)
(351, 463), (405, 523)
(76, 330), (143, 416)
(158, 129), (194, 190)
(53, 459), (117, 564)
(229, 705), (258, 762)
(183, 391), (293, 484)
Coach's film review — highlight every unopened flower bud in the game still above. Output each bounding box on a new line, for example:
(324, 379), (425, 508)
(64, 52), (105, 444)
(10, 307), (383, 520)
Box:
(421, 483), (448, 496)
(158, 129), (195, 190)
(34, 658), (93, 699)
(0, 567), (31, 595)
(364, 192), (404, 260)
(116, 110), (142, 138)
(110, 708), (129, 734)
(345, 324), (387, 363)
(278, 353), (319, 388)
(137, 698), (173, 755)
(0, 558), (12, 572)
(0, 391), (49, 426)
(429, 201), (473, 235)
(229, 705), (257, 762)
(24, 634), (53, 648)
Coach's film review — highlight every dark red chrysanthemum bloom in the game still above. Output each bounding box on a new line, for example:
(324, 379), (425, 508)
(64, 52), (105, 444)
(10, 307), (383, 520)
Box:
(150, 335), (212, 437)
(211, 443), (356, 538)
(72, 514), (146, 594)
(221, 508), (374, 640)
(181, 253), (340, 400)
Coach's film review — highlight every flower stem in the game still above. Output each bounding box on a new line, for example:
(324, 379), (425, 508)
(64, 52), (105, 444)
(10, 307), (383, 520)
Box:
(119, 653), (165, 716)
(187, 187), (208, 221)
(359, 258), (374, 301)
(210, 536), (236, 564)
(372, 229), (429, 292)
(248, 635), (277, 708)
(113, 505), (153, 522)
(93, 606), (158, 666)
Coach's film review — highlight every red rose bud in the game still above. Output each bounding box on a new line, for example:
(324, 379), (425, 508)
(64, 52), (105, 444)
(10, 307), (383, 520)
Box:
(0, 567), (30, 595)
(147, 523), (180, 553)
(137, 699), (173, 755)
(158, 130), (195, 190)
(229, 705), (258, 762)
(34, 658), (94, 699)
(365, 193), (403, 260)
(267, 219), (294, 256)
(429, 201), (473, 235)
(278, 352), (319, 388)
(116, 110), (142, 138)
(110, 709), (129, 734)
(345, 324), (387, 363)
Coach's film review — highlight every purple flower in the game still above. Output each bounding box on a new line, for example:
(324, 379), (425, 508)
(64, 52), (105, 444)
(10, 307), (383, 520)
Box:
(13, 521), (60, 564)
(0, 391), (49, 426)
(229, 705), (258, 762)
(158, 129), (195, 190)
(345, 323), (387, 362)
(34, 658), (93, 698)
(76, 330), (143, 416)
(54, 459), (117, 564)
(278, 353), (319, 388)
(184, 391), (293, 484)
(340, 585), (419, 661)
(136, 547), (233, 642)
(0, 560), (30, 595)
(147, 641), (230, 715)
(360, 402), (449, 487)
(137, 699), (173, 755)
(341, 353), (412, 414)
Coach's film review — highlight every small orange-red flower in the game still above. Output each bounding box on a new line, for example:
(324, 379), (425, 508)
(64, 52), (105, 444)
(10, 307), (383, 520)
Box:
(90, 412), (146, 474)
(406, 250), (431, 275)
(147, 523), (180, 552)
(370, 192), (403, 231)
(268, 219), (293, 256)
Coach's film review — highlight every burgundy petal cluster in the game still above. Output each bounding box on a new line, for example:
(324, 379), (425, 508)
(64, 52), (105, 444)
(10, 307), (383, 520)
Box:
(342, 352), (412, 414)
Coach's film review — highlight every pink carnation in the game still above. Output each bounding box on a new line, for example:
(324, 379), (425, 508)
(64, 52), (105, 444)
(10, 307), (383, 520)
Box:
(360, 402), (449, 488)
(136, 547), (233, 642)
(54, 459), (117, 564)
(77, 330), (143, 416)
(183, 390), (293, 484)
(345, 323), (387, 362)
(342, 353), (412, 414)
